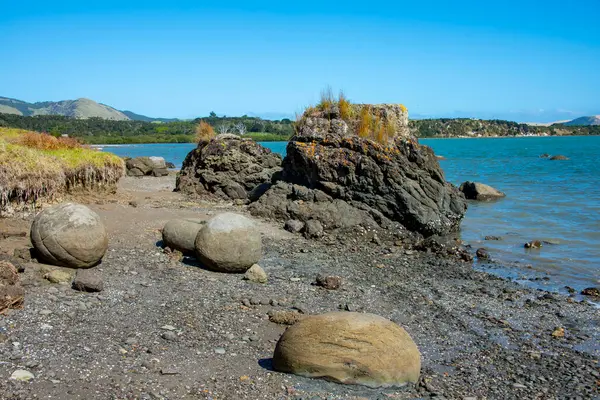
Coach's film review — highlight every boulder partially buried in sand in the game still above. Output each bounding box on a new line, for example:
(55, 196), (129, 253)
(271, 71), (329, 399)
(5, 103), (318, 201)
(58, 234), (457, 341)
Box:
(194, 212), (261, 272)
(162, 218), (205, 253)
(459, 181), (506, 201)
(30, 203), (108, 268)
(273, 312), (421, 388)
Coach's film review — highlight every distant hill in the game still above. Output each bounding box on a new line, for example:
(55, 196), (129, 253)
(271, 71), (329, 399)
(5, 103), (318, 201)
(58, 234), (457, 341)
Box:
(0, 96), (173, 122)
(120, 110), (179, 123)
(563, 115), (600, 126)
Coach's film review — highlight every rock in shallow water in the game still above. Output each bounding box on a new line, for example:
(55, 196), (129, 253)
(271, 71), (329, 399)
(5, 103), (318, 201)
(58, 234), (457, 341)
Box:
(30, 203), (108, 268)
(459, 181), (506, 201)
(195, 212), (261, 272)
(273, 312), (421, 388)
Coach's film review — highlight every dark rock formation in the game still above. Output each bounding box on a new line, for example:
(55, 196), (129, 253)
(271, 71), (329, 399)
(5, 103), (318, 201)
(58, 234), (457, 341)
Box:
(459, 181), (506, 201)
(126, 157), (169, 177)
(250, 104), (466, 237)
(549, 155), (569, 160)
(176, 134), (282, 201)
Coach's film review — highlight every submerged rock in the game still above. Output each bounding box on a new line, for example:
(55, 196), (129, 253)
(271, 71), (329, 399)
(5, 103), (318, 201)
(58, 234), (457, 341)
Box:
(549, 155), (569, 160)
(524, 240), (543, 249)
(30, 203), (108, 268)
(250, 104), (466, 237)
(581, 287), (600, 297)
(273, 312), (421, 387)
(176, 134), (282, 201)
(459, 181), (506, 201)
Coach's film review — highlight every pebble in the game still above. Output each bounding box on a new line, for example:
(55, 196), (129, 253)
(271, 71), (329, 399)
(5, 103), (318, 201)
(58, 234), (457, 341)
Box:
(241, 299), (252, 307)
(161, 325), (176, 331)
(47, 287), (59, 294)
(39, 309), (52, 316)
(214, 347), (226, 354)
(10, 370), (34, 381)
(161, 332), (177, 341)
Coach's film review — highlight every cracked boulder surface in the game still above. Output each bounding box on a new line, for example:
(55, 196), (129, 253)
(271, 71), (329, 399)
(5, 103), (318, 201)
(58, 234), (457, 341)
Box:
(176, 134), (282, 201)
(30, 203), (108, 268)
(250, 105), (467, 237)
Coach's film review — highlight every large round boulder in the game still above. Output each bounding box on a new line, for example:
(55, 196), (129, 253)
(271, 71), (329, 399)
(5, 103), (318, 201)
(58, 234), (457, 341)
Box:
(273, 312), (421, 388)
(162, 218), (205, 253)
(459, 181), (506, 201)
(194, 212), (261, 272)
(30, 203), (108, 268)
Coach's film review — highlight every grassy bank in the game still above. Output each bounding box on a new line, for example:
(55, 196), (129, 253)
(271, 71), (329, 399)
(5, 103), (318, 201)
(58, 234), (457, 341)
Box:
(0, 128), (125, 209)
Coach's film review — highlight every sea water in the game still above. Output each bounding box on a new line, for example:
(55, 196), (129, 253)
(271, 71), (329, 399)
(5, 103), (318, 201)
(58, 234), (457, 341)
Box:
(99, 137), (600, 292)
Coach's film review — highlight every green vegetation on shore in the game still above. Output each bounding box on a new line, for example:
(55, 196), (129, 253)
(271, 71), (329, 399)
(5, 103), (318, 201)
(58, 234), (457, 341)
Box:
(0, 127), (124, 209)
(411, 118), (600, 138)
(1, 112), (598, 144)
(0, 113), (293, 144)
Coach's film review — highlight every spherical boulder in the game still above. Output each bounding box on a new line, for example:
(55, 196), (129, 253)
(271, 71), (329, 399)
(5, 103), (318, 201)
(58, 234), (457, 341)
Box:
(194, 212), (261, 272)
(162, 218), (205, 253)
(273, 312), (421, 388)
(30, 203), (108, 268)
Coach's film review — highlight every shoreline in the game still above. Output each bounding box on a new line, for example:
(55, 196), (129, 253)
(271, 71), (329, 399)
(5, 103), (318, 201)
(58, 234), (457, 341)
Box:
(0, 175), (598, 399)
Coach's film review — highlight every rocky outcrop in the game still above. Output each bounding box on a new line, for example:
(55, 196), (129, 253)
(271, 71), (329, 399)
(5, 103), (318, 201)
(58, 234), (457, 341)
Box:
(176, 134), (282, 201)
(459, 181), (506, 201)
(273, 312), (421, 388)
(126, 157), (169, 177)
(250, 104), (466, 237)
(30, 203), (108, 268)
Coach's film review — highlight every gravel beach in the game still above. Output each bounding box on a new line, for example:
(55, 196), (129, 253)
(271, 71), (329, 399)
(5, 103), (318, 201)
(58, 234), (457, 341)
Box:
(0, 175), (598, 399)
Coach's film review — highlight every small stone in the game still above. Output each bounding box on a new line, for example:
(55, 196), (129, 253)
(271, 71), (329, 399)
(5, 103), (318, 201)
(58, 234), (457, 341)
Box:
(241, 299), (252, 307)
(268, 310), (305, 325)
(303, 220), (324, 238)
(10, 369), (34, 381)
(552, 327), (565, 338)
(44, 270), (72, 284)
(72, 269), (103, 292)
(581, 287), (600, 297)
(315, 274), (342, 290)
(524, 240), (542, 249)
(160, 367), (179, 375)
(161, 325), (176, 331)
(47, 287), (59, 294)
(250, 298), (261, 306)
(484, 236), (502, 241)
(475, 248), (490, 259)
(161, 331), (177, 341)
(512, 383), (527, 389)
(39, 309), (52, 316)
(244, 264), (268, 284)
(290, 277), (301, 282)
(214, 347), (226, 354)
(284, 220), (304, 233)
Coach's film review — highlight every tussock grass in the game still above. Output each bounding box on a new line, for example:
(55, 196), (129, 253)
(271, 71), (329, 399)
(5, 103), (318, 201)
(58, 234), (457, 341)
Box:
(300, 90), (408, 145)
(195, 120), (215, 143)
(0, 128), (125, 209)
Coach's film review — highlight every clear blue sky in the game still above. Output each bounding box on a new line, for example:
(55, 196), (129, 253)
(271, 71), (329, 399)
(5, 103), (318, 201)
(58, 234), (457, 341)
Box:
(2, 1), (599, 122)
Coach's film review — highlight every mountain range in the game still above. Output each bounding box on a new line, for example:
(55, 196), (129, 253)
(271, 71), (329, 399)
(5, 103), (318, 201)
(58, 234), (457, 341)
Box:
(0, 96), (598, 126)
(0, 96), (176, 123)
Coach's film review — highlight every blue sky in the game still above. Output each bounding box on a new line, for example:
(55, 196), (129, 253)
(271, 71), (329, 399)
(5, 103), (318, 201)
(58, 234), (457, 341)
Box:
(2, 1), (599, 122)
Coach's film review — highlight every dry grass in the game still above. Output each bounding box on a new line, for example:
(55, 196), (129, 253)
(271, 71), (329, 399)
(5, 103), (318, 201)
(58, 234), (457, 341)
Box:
(195, 121), (215, 143)
(338, 91), (352, 121)
(0, 128), (124, 209)
(358, 106), (373, 138)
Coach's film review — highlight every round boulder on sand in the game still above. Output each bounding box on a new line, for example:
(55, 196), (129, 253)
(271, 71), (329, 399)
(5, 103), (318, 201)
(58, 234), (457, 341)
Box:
(162, 218), (205, 253)
(30, 203), (108, 268)
(273, 312), (421, 388)
(194, 212), (261, 272)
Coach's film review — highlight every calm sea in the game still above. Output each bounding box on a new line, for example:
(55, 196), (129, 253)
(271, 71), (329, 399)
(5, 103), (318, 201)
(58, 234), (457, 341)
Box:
(98, 137), (600, 293)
